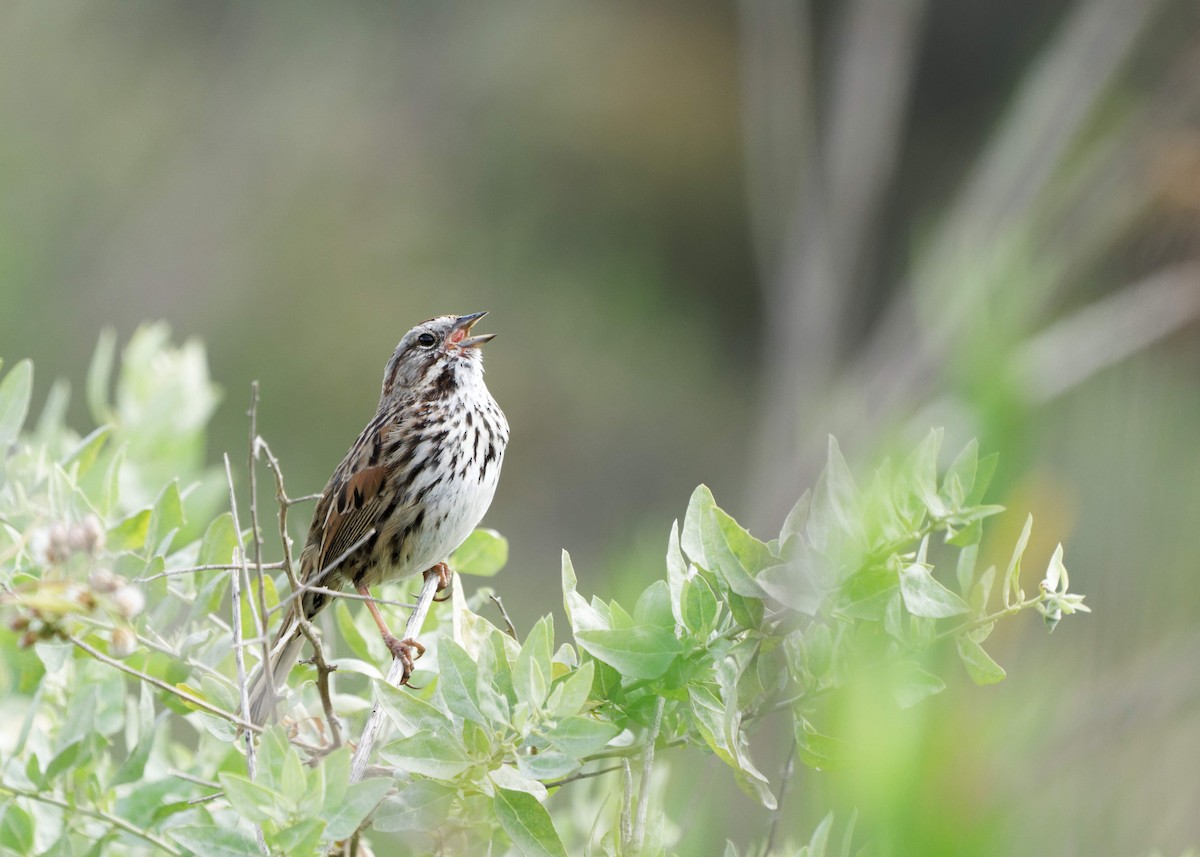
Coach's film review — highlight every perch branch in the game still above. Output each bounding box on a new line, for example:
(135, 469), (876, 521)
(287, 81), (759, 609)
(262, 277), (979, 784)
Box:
(224, 454), (259, 784)
(348, 571), (441, 784)
(256, 435), (343, 748)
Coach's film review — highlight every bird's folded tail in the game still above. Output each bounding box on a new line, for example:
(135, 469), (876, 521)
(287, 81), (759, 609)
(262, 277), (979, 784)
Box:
(244, 612), (306, 725)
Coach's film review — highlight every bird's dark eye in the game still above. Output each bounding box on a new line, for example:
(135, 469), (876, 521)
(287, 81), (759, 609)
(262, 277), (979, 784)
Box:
(416, 333), (437, 348)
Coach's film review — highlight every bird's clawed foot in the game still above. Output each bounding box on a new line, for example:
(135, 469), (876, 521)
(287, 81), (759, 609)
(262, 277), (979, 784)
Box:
(382, 633), (426, 685)
(428, 562), (454, 602)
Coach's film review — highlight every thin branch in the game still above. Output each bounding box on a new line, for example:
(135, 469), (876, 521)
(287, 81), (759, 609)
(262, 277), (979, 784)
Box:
(67, 634), (262, 732)
(489, 594), (518, 639)
(543, 765), (623, 790)
(0, 783), (184, 856)
(247, 383), (273, 703)
(268, 584), (415, 616)
(166, 769), (222, 790)
(620, 759), (634, 853)
(764, 732), (797, 856)
(224, 454), (259, 784)
(349, 572), (441, 784)
(226, 450), (270, 857)
(73, 614), (228, 685)
(632, 696), (665, 852)
(256, 435), (343, 748)
(135, 561), (284, 583)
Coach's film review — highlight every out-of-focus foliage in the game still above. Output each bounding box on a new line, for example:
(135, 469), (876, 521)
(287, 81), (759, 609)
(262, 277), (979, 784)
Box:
(0, 335), (1084, 855)
(1, 2), (1199, 855)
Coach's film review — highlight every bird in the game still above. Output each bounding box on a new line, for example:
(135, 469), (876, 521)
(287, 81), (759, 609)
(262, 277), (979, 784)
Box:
(246, 311), (508, 724)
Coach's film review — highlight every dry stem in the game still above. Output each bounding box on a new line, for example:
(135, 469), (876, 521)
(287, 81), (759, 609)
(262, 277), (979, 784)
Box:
(348, 571), (441, 784)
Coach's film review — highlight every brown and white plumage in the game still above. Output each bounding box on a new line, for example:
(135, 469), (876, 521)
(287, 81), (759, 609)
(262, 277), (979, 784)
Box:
(247, 312), (507, 724)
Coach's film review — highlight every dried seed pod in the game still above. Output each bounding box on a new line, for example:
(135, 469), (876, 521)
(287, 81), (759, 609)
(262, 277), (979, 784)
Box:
(109, 626), (137, 658)
(112, 585), (146, 620)
(88, 567), (120, 594)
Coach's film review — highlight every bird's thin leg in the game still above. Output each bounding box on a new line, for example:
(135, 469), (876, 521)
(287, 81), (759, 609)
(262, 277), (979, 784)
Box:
(428, 562), (453, 602)
(356, 584), (425, 685)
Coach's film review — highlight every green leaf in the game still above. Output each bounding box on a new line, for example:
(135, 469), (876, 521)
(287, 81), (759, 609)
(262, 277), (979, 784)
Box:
(680, 574), (720, 633)
(267, 818), (325, 856)
(561, 551), (608, 633)
(545, 716), (619, 757)
(666, 521), (688, 628)
(805, 812), (835, 857)
(548, 661), (594, 718)
(1004, 515), (1034, 608)
(280, 742), (308, 804)
(380, 732), (473, 779)
(942, 439), (979, 509)
(34, 377), (69, 443)
(794, 717), (849, 771)
(575, 627), (681, 680)
(322, 777), (392, 840)
(146, 480), (185, 554)
(968, 452), (999, 505)
(113, 712), (162, 787)
(0, 359), (32, 448)
(687, 684), (776, 809)
(375, 683), (451, 741)
(681, 484), (714, 568)
(255, 726), (292, 794)
(373, 779), (456, 833)
(633, 579), (675, 631)
(780, 489), (811, 546)
(910, 428), (946, 518)
(493, 788), (569, 857)
(955, 636), (1007, 685)
(197, 512), (239, 566)
(898, 563), (969, 618)
(700, 495), (770, 597)
(62, 425), (113, 477)
(809, 437), (862, 551)
(438, 639), (489, 726)
(329, 600), (373, 662)
(452, 528), (509, 576)
(109, 508), (152, 552)
(217, 773), (287, 824)
(490, 764), (548, 801)
(86, 328), (117, 423)
(514, 616), (554, 710)
(0, 803), (34, 854)
(169, 826), (262, 857)
(891, 662), (946, 708)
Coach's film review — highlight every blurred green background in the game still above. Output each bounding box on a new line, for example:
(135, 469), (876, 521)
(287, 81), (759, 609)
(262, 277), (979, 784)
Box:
(2, 1), (1199, 854)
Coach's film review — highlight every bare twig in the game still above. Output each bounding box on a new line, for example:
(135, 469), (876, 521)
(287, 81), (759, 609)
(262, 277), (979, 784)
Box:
(620, 759), (634, 853)
(349, 571), (441, 784)
(247, 384), (273, 700)
(269, 584), (415, 615)
(135, 561), (284, 583)
(764, 732), (797, 856)
(67, 634), (262, 733)
(224, 454), (259, 784)
(270, 528), (376, 614)
(543, 765), (624, 789)
(0, 783), (184, 856)
(489, 593), (518, 639)
(256, 436), (343, 748)
(632, 695), (665, 852)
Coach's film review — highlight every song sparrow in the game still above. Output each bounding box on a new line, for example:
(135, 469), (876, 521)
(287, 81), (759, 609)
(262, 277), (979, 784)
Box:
(247, 312), (508, 724)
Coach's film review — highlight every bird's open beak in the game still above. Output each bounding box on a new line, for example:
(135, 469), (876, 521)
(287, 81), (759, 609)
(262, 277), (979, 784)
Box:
(450, 311), (496, 348)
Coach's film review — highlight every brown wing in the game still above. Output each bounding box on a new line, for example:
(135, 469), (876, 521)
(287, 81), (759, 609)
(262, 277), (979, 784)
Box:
(301, 415), (400, 586)
(317, 464), (388, 573)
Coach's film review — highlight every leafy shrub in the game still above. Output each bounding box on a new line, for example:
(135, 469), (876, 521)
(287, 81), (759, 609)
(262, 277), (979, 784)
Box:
(0, 328), (1086, 856)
